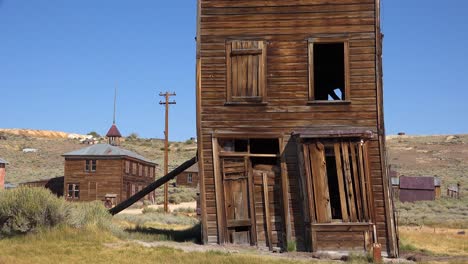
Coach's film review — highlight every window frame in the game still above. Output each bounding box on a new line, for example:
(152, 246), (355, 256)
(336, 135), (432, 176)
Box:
(187, 173), (193, 183)
(125, 160), (130, 174)
(85, 159), (97, 172)
(225, 39), (267, 105)
(67, 183), (80, 200)
(308, 37), (350, 104)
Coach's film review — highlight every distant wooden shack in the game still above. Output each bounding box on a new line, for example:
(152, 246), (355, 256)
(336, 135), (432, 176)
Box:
(21, 176), (64, 197)
(62, 124), (157, 207)
(447, 183), (460, 199)
(176, 162), (199, 187)
(0, 158), (8, 190)
(398, 176), (437, 202)
(392, 176), (441, 202)
(195, 0), (398, 257)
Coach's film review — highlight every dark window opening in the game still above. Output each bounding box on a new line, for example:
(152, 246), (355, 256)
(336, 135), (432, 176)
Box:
(250, 157), (278, 167)
(313, 43), (345, 101)
(220, 139), (248, 152)
(325, 146), (342, 219)
(250, 139), (279, 154)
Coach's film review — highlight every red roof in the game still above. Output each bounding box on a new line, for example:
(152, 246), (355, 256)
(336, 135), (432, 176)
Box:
(106, 124), (122, 137)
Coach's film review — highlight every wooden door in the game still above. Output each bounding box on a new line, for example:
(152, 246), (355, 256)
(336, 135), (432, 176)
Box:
(222, 157), (253, 245)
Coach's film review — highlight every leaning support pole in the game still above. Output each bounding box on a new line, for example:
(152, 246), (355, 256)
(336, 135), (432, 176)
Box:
(109, 157), (197, 215)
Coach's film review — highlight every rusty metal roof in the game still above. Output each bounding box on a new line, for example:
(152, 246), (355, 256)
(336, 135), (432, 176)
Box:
(184, 162), (199, 173)
(106, 124), (122, 137)
(400, 176), (435, 190)
(63, 144), (156, 165)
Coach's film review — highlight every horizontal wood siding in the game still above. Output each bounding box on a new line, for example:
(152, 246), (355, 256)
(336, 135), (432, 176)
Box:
(64, 159), (123, 203)
(176, 172), (200, 188)
(198, 0), (391, 253)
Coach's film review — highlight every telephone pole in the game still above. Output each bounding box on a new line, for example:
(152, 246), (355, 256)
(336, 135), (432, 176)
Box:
(159, 92), (176, 213)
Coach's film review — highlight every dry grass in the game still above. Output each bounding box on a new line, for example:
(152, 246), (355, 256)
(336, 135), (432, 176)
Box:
(399, 226), (468, 256)
(0, 226), (314, 264)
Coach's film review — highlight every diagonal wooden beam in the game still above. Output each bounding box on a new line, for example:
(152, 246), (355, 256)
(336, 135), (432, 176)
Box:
(109, 157), (197, 215)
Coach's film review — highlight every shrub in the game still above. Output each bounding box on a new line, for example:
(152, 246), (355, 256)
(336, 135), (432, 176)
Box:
(66, 201), (112, 230)
(142, 207), (165, 214)
(0, 187), (67, 236)
(0, 187), (113, 237)
(173, 207), (195, 214)
(87, 131), (101, 138)
(286, 240), (296, 252)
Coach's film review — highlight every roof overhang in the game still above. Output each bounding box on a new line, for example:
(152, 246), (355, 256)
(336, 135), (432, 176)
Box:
(292, 127), (375, 140)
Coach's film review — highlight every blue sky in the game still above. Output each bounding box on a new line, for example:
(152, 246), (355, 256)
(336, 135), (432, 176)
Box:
(1, 1), (467, 140)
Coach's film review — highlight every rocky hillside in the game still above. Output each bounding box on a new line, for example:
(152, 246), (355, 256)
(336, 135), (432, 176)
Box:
(387, 134), (467, 193)
(0, 130), (197, 184)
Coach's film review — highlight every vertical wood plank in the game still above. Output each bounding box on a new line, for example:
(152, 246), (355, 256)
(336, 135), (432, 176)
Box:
(350, 143), (363, 221)
(358, 142), (369, 221)
(302, 143), (316, 252)
(279, 137), (291, 248)
(225, 41), (232, 102)
(309, 142), (331, 223)
(362, 142), (376, 223)
(247, 157), (257, 246)
(263, 172), (273, 251)
(333, 142), (349, 222)
(212, 137), (226, 244)
(308, 41), (315, 101)
(259, 41), (267, 102)
(341, 142), (357, 222)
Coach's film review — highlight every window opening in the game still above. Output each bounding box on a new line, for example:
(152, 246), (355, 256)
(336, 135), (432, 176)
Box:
(310, 41), (348, 101)
(250, 139), (279, 154)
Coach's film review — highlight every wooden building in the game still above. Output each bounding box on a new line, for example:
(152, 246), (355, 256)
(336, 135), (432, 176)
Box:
(195, 0), (398, 256)
(176, 162), (199, 187)
(0, 158), (8, 190)
(63, 124), (157, 206)
(21, 176), (64, 197)
(391, 176), (441, 202)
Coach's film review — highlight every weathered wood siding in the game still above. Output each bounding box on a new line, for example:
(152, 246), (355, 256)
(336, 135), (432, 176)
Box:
(197, 0), (395, 255)
(64, 158), (123, 203)
(176, 172), (199, 188)
(64, 158), (155, 203)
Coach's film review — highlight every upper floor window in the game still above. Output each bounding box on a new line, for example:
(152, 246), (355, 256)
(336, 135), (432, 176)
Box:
(85, 160), (96, 172)
(308, 38), (350, 103)
(132, 162), (137, 175)
(139, 164), (143, 176)
(125, 161), (130, 174)
(226, 40), (266, 104)
(149, 167), (154, 178)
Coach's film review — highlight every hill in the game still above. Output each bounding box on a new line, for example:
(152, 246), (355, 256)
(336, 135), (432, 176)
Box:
(0, 129), (197, 184)
(387, 134), (468, 228)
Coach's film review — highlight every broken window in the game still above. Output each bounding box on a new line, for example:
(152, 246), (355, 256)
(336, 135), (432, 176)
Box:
(304, 140), (370, 223)
(67, 183), (80, 199)
(226, 40), (266, 104)
(308, 39), (349, 102)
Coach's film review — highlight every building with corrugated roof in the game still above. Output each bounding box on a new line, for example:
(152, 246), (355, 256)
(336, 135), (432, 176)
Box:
(62, 124), (157, 206)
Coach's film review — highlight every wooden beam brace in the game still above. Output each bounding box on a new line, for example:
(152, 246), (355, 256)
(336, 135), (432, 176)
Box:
(109, 157), (197, 215)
